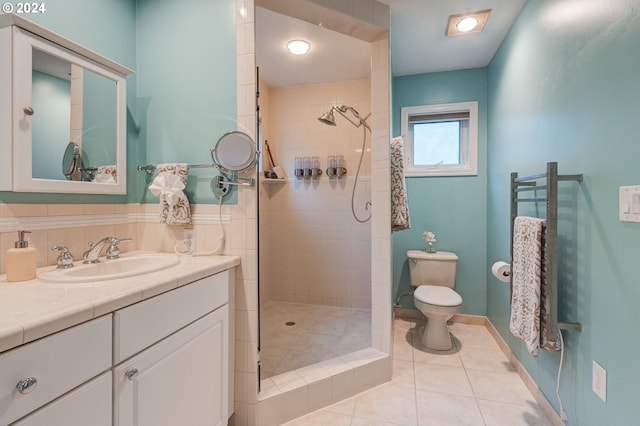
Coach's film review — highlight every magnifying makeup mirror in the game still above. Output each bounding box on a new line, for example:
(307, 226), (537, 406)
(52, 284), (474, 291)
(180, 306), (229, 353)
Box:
(61, 142), (80, 180)
(210, 131), (257, 174)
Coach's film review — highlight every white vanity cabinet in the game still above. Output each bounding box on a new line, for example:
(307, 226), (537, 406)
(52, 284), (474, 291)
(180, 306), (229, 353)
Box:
(113, 270), (232, 426)
(1, 264), (235, 426)
(0, 315), (112, 425)
(114, 307), (229, 426)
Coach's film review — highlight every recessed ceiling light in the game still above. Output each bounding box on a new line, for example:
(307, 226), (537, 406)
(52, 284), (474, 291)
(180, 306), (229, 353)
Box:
(457, 17), (479, 32)
(446, 9), (491, 37)
(287, 40), (310, 55)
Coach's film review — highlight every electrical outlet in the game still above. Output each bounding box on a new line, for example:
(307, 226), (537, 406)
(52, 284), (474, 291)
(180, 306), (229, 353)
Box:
(592, 360), (607, 402)
(183, 228), (195, 253)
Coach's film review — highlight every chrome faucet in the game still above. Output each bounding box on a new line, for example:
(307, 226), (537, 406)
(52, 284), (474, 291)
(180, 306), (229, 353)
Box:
(82, 237), (132, 264)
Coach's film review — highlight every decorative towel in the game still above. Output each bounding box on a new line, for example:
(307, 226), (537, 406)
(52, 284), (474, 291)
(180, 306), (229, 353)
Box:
(94, 165), (117, 183)
(390, 136), (411, 232)
(510, 216), (544, 356)
(149, 163), (191, 225)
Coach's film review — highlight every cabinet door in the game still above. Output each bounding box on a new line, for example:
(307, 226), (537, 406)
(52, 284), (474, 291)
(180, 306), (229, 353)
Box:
(12, 372), (111, 426)
(114, 306), (229, 426)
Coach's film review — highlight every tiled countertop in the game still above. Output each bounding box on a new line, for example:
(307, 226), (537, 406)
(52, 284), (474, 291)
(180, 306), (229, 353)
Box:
(0, 251), (240, 353)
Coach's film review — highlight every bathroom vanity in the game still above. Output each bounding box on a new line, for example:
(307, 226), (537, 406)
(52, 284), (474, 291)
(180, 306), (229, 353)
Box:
(0, 253), (239, 426)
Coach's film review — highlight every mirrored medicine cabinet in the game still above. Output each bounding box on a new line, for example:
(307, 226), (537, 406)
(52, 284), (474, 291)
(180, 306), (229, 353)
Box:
(0, 13), (134, 194)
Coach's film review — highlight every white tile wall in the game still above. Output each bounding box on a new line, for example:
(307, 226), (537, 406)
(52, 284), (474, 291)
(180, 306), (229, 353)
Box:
(260, 79), (372, 309)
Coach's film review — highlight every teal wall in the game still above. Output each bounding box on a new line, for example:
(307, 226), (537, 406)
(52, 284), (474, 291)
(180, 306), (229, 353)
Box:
(392, 68), (487, 315)
(487, 0), (640, 423)
(82, 70), (118, 172)
(1, 0), (239, 204)
(31, 71), (70, 180)
(135, 0), (238, 204)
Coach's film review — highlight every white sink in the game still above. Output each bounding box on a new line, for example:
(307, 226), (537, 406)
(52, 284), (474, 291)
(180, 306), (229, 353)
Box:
(39, 253), (181, 283)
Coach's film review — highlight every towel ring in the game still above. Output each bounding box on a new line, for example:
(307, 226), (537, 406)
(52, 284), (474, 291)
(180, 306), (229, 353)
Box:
(210, 131), (257, 174)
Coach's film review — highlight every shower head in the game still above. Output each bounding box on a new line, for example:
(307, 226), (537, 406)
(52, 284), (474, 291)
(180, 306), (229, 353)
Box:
(317, 105), (370, 130)
(317, 109), (336, 126)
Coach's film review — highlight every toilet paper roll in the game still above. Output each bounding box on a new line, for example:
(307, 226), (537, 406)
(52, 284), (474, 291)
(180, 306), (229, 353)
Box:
(491, 261), (511, 282)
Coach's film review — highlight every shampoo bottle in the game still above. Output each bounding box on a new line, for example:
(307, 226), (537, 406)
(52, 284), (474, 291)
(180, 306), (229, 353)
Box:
(6, 230), (37, 282)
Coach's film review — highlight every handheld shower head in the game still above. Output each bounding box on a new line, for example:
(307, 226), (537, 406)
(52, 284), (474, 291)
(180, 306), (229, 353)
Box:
(317, 105), (370, 130)
(317, 109), (336, 126)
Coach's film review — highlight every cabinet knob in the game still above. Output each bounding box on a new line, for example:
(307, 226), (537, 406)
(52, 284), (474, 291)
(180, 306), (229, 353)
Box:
(23, 106), (34, 116)
(125, 368), (139, 381)
(16, 377), (38, 394)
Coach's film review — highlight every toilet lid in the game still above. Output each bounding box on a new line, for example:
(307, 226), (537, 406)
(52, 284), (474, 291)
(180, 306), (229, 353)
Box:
(415, 286), (462, 307)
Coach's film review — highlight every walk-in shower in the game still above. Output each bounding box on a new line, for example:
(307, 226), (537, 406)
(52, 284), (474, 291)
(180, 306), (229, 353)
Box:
(318, 104), (372, 223)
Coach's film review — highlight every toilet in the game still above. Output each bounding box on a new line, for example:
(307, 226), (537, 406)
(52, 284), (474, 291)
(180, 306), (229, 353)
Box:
(407, 250), (462, 351)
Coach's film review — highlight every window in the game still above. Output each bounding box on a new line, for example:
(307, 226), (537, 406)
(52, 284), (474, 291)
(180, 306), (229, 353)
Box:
(401, 101), (478, 176)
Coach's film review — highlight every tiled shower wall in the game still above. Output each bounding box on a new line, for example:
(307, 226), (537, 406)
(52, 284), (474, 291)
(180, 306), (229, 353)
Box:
(260, 79), (372, 309)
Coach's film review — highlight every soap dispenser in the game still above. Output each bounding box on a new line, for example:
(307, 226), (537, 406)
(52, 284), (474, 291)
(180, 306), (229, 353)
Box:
(6, 230), (37, 282)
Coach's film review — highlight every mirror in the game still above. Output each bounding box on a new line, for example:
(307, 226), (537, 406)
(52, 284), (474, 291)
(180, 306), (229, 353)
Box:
(1, 17), (133, 194)
(32, 48), (117, 182)
(61, 142), (80, 180)
(210, 131), (257, 173)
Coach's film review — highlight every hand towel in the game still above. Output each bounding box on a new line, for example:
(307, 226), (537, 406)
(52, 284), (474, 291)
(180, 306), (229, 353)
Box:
(390, 136), (411, 232)
(95, 165), (117, 183)
(510, 216), (544, 356)
(149, 163), (191, 225)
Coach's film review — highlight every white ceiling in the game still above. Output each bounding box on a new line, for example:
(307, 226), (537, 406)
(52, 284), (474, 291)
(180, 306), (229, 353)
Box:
(256, 0), (527, 88)
(256, 7), (372, 88)
(381, 0), (527, 76)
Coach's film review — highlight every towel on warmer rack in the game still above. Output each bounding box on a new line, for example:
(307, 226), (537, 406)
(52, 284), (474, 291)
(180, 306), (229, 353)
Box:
(390, 136), (411, 232)
(540, 225), (561, 352)
(149, 163), (191, 225)
(510, 216), (544, 356)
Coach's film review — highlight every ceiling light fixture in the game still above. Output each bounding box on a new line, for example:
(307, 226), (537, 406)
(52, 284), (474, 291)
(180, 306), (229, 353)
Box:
(287, 40), (310, 55)
(446, 9), (491, 37)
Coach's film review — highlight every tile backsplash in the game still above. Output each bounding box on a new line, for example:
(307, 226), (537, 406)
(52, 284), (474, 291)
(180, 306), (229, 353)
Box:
(0, 203), (237, 274)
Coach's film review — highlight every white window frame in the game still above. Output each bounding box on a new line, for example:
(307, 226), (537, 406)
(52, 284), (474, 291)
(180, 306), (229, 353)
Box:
(401, 101), (478, 177)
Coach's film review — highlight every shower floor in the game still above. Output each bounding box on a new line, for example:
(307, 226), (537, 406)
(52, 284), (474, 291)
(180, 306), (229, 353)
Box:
(260, 301), (371, 379)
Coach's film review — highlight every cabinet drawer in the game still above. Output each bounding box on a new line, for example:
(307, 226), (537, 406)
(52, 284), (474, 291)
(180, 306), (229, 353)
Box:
(12, 371), (112, 426)
(0, 315), (112, 425)
(114, 271), (229, 363)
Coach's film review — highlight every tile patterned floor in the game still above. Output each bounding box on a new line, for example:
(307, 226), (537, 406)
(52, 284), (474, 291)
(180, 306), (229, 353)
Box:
(261, 302), (371, 379)
(282, 318), (552, 426)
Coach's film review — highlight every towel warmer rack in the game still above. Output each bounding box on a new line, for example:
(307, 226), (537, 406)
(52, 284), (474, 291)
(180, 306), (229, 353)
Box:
(510, 162), (583, 341)
(136, 164), (255, 188)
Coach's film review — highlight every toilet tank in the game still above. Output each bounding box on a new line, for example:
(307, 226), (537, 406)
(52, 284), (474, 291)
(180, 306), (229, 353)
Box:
(407, 250), (458, 288)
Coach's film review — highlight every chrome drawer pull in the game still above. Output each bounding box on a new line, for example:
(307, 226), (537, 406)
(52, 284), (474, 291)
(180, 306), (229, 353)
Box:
(125, 368), (139, 381)
(16, 377), (38, 394)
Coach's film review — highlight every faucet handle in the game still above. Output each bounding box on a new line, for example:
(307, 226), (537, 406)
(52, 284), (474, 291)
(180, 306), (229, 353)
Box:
(106, 237), (133, 260)
(52, 245), (74, 269)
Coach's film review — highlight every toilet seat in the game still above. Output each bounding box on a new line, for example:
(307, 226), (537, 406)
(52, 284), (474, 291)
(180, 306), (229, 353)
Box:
(414, 285), (462, 307)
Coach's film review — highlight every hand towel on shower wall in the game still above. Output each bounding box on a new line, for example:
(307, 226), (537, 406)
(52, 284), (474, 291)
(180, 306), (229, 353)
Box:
(510, 216), (544, 356)
(390, 136), (411, 232)
(150, 163), (192, 225)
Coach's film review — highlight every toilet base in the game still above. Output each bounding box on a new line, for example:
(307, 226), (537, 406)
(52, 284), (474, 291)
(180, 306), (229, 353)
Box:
(421, 318), (453, 351)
